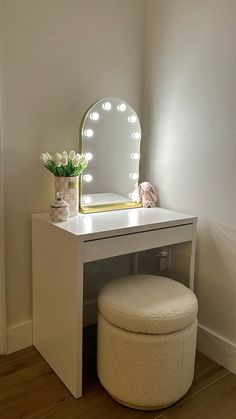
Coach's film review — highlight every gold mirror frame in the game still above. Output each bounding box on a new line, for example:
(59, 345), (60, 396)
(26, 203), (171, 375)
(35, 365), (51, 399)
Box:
(79, 97), (142, 214)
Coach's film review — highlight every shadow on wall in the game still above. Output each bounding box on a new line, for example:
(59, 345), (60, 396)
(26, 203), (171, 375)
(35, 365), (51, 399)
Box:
(158, 218), (236, 344)
(195, 220), (236, 343)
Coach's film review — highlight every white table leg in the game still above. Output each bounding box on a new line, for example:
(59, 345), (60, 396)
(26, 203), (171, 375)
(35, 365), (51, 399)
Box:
(189, 223), (197, 291)
(131, 252), (139, 275)
(32, 221), (84, 398)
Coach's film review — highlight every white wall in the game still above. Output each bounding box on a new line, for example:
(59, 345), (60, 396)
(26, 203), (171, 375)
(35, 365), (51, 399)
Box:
(142, 0), (236, 371)
(3, 0), (236, 367)
(1, 0), (144, 338)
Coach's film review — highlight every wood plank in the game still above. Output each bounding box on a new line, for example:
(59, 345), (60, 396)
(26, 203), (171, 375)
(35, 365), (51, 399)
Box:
(0, 346), (37, 365)
(0, 344), (229, 419)
(32, 350), (228, 419)
(0, 361), (71, 419)
(185, 350), (227, 398)
(0, 347), (43, 379)
(32, 379), (156, 419)
(164, 372), (235, 419)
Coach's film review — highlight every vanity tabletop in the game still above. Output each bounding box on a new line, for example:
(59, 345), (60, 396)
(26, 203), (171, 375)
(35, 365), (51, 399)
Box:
(32, 207), (197, 241)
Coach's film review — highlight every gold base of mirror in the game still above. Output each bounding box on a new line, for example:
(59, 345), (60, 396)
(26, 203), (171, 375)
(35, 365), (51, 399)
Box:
(79, 201), (142, 214)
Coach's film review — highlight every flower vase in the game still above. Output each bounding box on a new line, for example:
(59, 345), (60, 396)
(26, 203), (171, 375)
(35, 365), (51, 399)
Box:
(55, 176), (79, 217)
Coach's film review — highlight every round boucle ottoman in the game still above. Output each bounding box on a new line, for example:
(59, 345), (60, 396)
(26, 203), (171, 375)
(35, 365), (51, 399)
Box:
(97, 275), (198, 410)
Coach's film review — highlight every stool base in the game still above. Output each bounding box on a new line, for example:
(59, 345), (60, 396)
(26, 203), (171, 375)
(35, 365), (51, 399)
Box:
(110, 393), (175, 411)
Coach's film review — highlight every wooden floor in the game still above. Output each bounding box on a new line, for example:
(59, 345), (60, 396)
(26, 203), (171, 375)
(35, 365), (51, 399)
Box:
(0, 326), (235, 419)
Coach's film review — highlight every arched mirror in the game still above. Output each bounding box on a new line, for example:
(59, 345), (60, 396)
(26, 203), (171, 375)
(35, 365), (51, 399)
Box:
(79, 97), (142, 213)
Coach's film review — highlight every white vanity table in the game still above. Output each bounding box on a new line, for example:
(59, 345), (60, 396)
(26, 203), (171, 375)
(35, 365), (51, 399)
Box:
(32, 207), (197, 399)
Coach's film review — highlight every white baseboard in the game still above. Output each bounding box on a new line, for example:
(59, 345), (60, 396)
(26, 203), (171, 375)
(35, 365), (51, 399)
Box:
(8, 314), (236, 374)
(197, 323), (236, 374)
(6, 300), (98, 354)
(7, 321), (33, 354)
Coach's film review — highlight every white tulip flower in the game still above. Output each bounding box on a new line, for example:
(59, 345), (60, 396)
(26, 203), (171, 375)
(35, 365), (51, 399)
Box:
(40, 149), (88, 176)
(39, 153), (49, 164)
(39, 153), (46, 163)
(79, 155), (88, 168)
(55, 152), (62, 161)
(69, 150), (76, 160)
(62, 151), (68, 159)
(45, 152), (51, 161)
(61, 156), (68, 166)
(72, 156), (80, 167)
(55, 158), (62, 167)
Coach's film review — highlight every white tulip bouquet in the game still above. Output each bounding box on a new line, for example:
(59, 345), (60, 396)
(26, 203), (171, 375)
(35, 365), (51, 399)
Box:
(39, 150), (88, 177)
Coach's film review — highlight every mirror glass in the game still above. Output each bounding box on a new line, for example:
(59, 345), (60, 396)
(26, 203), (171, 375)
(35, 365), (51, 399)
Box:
(80, 97), (142, 213)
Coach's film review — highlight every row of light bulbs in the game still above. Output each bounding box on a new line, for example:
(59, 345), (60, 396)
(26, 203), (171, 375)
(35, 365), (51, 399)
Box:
(82, 190), (135, 205)
(83, 128), (141, 140)
(101, 101), (129, 113)
(82, 151), (139, 183)
(83, 152), (140, 161)
(83, 171), (139, 183)
(101, 102), (138, 120)
(90, 111), (137, 123)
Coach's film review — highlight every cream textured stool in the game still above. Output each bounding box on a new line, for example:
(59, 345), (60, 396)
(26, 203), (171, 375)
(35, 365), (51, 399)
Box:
(97, 275), (198, 410)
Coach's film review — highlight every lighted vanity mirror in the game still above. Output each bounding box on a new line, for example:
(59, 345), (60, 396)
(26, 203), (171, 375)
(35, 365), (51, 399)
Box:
(80, 97), (142, 213)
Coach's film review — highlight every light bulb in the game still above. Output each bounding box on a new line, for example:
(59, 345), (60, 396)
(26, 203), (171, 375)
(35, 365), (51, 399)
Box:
(117, 103), (126, 112)
(130, 173), (138, 180)
(131, 153), (140, 160)
(84, 129), (94, 138)
(89, 112), (99, 121)
(83, 174), (93, 182)
(102, 102), (112, 111)
(128, 115), (137, 123)
(83, 196), (92, 204)
(132, 132), (141, 140)
(83, 152), (93, 161)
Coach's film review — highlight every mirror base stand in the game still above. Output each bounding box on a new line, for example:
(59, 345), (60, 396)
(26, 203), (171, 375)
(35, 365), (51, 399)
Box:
(79, 202), (142, 214)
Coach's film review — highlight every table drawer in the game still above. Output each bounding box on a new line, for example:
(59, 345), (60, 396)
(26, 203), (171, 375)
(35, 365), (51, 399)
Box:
(84, 224), (193, 263)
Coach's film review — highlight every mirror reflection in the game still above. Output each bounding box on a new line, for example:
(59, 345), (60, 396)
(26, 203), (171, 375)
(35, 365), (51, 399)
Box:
(80, 97), (142, 213)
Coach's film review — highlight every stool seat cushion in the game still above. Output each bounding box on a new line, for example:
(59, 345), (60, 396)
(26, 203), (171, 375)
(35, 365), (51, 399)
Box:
(98, 275), (198, 334)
